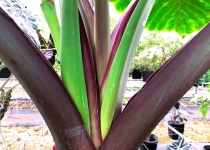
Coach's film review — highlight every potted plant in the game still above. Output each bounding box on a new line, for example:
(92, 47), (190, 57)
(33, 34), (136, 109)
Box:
(168, 102), (187, 140)
(135, 52), (153, 82)
(166, 136), (191, 149)
(204, 145), (210, 150)
(132, 68), (142, 79)
(134, 31), (182, 82)
(0, 0), (210, 149)
(0, 61), (11, 78)
(140, 134), (158, 150)
(130, 58), (142, 79)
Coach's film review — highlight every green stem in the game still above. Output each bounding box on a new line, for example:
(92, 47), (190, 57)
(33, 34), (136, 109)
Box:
(60, 0), (90, 132)
(100, 0), (155, 139)
(41, 0), (61, 58)
(94, 0), (110, 87)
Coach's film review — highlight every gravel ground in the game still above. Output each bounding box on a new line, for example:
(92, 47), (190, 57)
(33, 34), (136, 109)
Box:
(0, 120), (209, 149)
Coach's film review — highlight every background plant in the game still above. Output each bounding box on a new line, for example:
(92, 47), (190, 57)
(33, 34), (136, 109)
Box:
(166, 137), (191, 150)
(170, 102), (187, 124)
(131, 31), (184, 72)
(195, 70), (210, 86)
(190, 84), (210, 118)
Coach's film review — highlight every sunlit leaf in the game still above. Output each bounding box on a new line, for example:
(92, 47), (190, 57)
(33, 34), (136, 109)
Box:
(146, 0), (210, 35)
(111, 0), (132, 13)
(199, 104), (209, 118)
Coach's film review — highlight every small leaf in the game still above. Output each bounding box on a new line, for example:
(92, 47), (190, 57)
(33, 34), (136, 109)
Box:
(199, 104), (209, 118)
(183, 118), (187, 122)
(43, 50), (57, 65)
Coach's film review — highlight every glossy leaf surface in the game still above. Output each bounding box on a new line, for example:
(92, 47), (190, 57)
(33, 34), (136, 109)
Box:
(111, 0), (210, 35)
(146, 0), (210, 35)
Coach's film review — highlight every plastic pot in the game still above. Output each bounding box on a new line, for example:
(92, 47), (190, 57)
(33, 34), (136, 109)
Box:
(140, 134), (158, 150)
(204, 145), (210, 150)
(142, 71), (153, 82)
(132, 69), (142, 79)
(0, 68), (11, 78)
(168, 121), (185, 140)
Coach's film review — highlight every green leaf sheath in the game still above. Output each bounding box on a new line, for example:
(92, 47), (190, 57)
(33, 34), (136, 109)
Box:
(146, 0), (210, 35)
(60, 0), (90, 132)
(78, 0), (95, 60)
(100, 0), (155, 139)
(101, 0), (138, 92)
(101, 0), (139, 122)
(94, 0), (110, 87)
(78, 0), (94, 40)
(100, 23), (210, 150)
(100, 1), (138, 118)
(79, 15), (102, 148)
(41, 0), (61, 57)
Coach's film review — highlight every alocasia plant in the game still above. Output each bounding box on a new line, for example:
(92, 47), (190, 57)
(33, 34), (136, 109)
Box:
(0, 0), (210, 150)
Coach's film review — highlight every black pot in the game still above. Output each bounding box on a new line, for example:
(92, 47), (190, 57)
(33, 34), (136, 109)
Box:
(204, 145), (210, 150)
(140, 134), (158, 150)
(168, 121), (185, 140)
(142, 71), (153, 82)
(132, 69), (142, 79)
(0, 68), (11, 78)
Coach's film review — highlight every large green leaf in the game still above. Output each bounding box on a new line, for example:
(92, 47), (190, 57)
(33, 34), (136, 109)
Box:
(111, 0), (210, 35)
(111, 0), (132, 13)
(146, 0), (210, 35)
